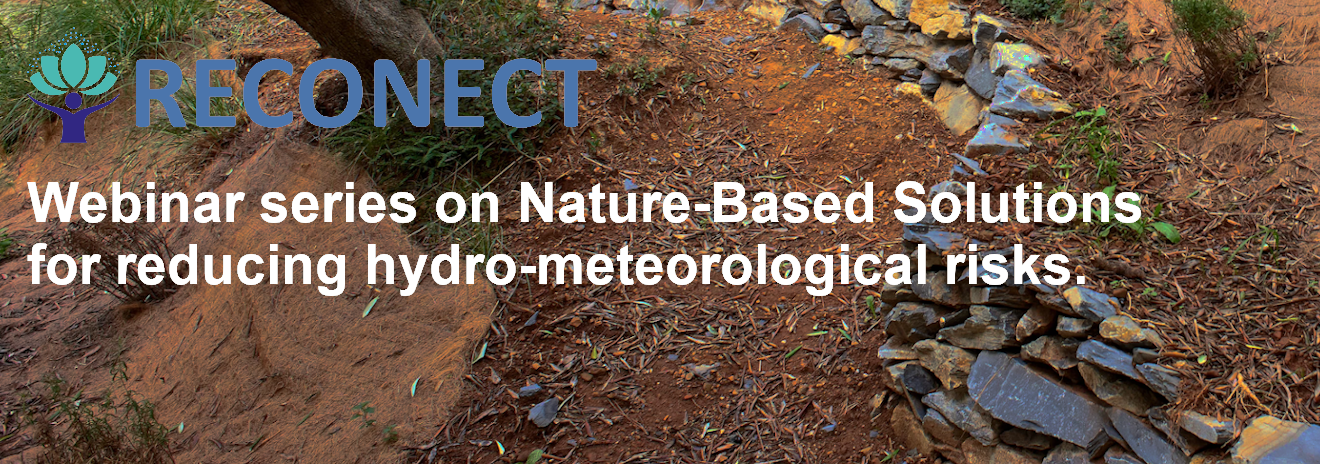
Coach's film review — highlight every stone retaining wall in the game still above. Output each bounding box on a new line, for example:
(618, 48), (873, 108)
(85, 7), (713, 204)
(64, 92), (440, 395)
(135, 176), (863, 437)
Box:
(549, 0), (1320, 462)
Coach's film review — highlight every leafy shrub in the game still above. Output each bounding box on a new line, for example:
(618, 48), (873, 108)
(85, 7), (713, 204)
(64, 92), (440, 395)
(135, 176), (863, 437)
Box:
(25, 369), (172, 464)
(1001, 0), (1064, 20)
(1165, 0), (1259, 94)
(0, 0), (216, 147)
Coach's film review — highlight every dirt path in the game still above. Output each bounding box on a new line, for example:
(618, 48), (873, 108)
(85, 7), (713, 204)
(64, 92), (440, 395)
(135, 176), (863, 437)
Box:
(431, 11), (964, 463)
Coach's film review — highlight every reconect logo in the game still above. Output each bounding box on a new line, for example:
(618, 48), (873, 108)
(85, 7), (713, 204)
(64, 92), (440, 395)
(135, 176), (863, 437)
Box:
(26, 34), (596, 144)
(29, 43), (120, 143)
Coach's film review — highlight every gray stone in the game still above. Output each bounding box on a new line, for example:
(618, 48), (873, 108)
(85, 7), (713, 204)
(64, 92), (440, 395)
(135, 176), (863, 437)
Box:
(1038, 292), (1080, 316)
(902, 67), (923, 81)
(842, 0), (893, 27)
(923, 408), (969, 445)
(822, 22), (843, 33)
(967, 351), (1111, 452)
(913, 270), (973, 307)
(570, 0), (598, 9)
(842, 28), (861, 37)
(909, 0), (969, 39)
(914, 339), (975, 390)
(1179, 411), (1236, 445)
(903, 223), (964, 254)
(937, 304), (1025, 350)
(990, 69), (1074, 121)
(1016, 305), (1057, 340)
(1132, 347), (1160, 364)
(860, 26), (957, 65)
(874, 0), (910, 18)
(1021, 336), (1080, 374)
(929, 44), (975, 79)
(529, 397), (560, 427)
(877, 339), (920, 361)
(923, 388), (999, 446)
(884, 57), (922, 72)
(884, 302), (951, 342)
(1149, 407), (1210, 456)
(901, 363), (942, 394)
(885, 360), (918, 392)
(973, 286), (1033, 309)
(919, 69), (942, 95)
(1099, 315), (1160, 349)
(743, 0), (802, 25)
(719, 36), (737, 46)
(1043, 442), (1090, 464)
(891, 401), (938, 455)
(1063, 286), (1120, 322)
(885, 19), (912, 30)
(972, 13), (1013, 50)
(779, 13), (827, 41)
(1137, 363), (1182, 401)
(1109, 408), (1191, 464)
(990, 42), (1044, 75)
(929, 177), (971, 196)
(965, 121), (1027, 157)
(1078, 362), (1162, 415)
(518, 384), (543, 398)
(1104, 448), (1145, 464)
(1232, 415), (1320, 464)
(983, 112), (1022, 127)
(932, 81), (985, 136)
(802, 0), (850, 24)
(881, 282), (919, 304)
(1076, 340), (1141, 381)
(1057, 316), (1095, 337)
(965, 51), (998, 99)
(1002, 427), (1057, 451)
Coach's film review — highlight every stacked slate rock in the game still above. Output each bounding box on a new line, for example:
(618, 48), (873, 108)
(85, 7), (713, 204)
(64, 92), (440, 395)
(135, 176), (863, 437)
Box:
(878, 199), (1214, 464)
(740, 0), (1072, 140)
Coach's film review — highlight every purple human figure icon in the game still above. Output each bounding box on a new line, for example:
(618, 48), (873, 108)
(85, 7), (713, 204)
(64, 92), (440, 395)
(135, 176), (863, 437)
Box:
(27, 92), (118, 144)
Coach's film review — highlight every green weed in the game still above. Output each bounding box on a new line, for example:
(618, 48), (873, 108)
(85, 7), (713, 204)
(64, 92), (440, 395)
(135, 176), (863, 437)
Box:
(1105, 21), (1132, 63)
(1047, 106), (1122, 185)
(349, 401), (376, 428)
(1084, 185), (1182, 243)
(0, 227), (12, 257)
(0, 0), (216, 147)
(1164, 0), (1259, 94)
(1002, 0), (1065, 20)
(23, 364), (172, 464)
(604, 56), (665, 96)
(328, 0), (558, 251)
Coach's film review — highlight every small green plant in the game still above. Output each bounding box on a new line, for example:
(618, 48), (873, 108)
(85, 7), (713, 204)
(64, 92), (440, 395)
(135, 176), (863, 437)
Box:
(1047, 106), (1122, 185)
(349, 401), (376, 428)
(1105, 22), (1132, 62)
(381, 424), (400, 444)
(1084, 186), (1182, 243)
(517, 449), (545, 464)
(1164, 0), (1260, 94)
(604, 56), (665, 96)
(0, 227), (13, 257)
(24, 365), (172, 464)
(643, 1), (666, 41)
(1002, 0), (1065, 20)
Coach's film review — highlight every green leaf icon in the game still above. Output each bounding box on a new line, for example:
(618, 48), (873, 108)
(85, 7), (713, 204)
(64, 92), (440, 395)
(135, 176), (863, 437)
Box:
(30, 42), (118, 96)
(60, 44), (86, 90)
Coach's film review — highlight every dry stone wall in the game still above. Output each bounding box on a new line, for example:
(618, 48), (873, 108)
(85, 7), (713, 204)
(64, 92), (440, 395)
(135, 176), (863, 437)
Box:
(547, 0), (1320, 462)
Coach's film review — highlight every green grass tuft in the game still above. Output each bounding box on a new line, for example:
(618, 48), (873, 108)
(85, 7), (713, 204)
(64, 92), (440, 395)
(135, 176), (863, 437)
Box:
(1165, 0), (1259, 95)
(1001, 0), (1064, 21)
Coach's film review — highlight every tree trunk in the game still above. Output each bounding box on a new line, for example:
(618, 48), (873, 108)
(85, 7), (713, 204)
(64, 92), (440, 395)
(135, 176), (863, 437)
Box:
(260, 0), (442, 72)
